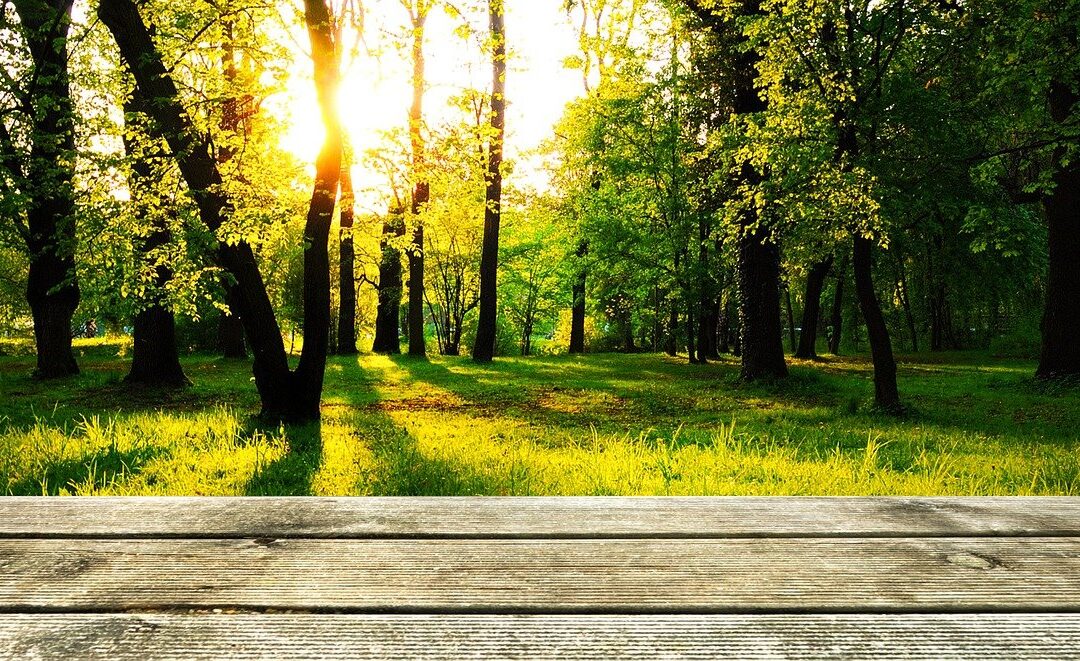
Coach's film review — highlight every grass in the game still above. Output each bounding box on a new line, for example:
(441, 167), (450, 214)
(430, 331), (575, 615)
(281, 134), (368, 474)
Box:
(1, 339), (1078, 496)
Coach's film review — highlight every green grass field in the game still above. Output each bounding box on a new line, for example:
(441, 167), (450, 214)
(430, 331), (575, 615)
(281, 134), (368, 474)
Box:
(1, 339), (1078, 496)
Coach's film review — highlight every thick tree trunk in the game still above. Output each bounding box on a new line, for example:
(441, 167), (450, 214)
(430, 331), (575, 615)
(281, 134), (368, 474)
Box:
(828, 257), (847, 355)
(15, 0), (80, 379)
(796, 257), (833, 359)
(128, 306), (188, 386)
(372, 211), (405, 354)
(853, 236), (901, 412)
(1037, 81), (1080, 379)
(473, 0), (506, 363)
(569, 241), (587, 354)
(337, 159), (357, 355)
(738, 226), (788, 380)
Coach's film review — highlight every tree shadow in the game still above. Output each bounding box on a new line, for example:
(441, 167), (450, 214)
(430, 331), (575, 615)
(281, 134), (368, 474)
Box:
(6, 443), (165, 496)
(244, 422), (324, 496)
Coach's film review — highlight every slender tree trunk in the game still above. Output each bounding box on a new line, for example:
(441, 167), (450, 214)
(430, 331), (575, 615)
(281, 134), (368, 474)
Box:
(473, 0), (506, 363)
(665, 302), (678, 357)
(784, 286), (797, 354)
(569, 241), (587, 354)
(853, 235), (901, 412)
(372, 210), (404, 354)
(796, 257), (833, 359)
(15, 0), (80, 379)
(828, 256), (847, 355)
(123, 95), (187, 387)
(718, 294), (730, 354)
(1037, 80), (1080, 379)
(337, 154), (357, 355)
(896, 258), (918, 353)
(407, 7), (430, 357)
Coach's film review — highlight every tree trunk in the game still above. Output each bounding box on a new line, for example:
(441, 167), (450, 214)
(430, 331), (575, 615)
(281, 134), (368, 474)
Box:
(123, 94), (188, 387)
(738, 226), (788, 380)
(337, 155), (357, 355)
(100, 0), (342, 422)
(407, 7), (430, 358)
(796, 257), (833, 359)
(372, 210), (404, 354)
(569, 241), (587, 354)
(15, 0), (80, 379)
(828, 256), (847, 355)
(472, 0), (506, 363)
(215, 17), (247, 361)
(1037, 80), (1080, 379)
(853, 235), (901, 412)
(784, 286), (797, 354)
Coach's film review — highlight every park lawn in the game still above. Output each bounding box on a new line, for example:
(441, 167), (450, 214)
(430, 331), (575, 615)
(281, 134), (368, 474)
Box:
(1, 339), (1078, 496)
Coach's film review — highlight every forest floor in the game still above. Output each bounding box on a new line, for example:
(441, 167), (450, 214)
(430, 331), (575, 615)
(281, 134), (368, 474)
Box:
(1, 339), (1078, 496)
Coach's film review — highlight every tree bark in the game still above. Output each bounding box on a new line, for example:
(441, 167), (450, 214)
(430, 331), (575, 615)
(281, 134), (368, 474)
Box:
(372, 210), (405, 354)
(337, 154), (357, 355)
(473, 0), (506, 363)
(1036, 80), (1080, 379)
(738, 225), (788, 380)
(569, 241), (587, 354)
(15, 0), (80, 379)
(795, 257), (833, 359)
(853, 235), (901, 412)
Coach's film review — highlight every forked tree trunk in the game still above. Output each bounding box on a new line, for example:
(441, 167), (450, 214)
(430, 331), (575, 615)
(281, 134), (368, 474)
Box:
(100, 0), (342, 422)
(473, 0), (506, 363)
(1037, 81), (1080, 380)
(796, 257), (833, 359)
(15, 0), (80, 379)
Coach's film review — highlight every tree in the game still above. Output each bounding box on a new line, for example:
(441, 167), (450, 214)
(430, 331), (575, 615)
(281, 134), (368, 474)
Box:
(122, 94), (188, 387)
(99, 0), (345, 421)
(2, 0), (81, 378)
(683, 0), (788, 380)
(404, 0), (433, 357)
(472, 0), (505, 363)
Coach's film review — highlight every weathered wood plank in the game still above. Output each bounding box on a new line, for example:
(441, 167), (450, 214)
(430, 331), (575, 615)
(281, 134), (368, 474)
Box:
(3, 537), (1079, 613)
(1, 497), (1078, 538)
(3, 614), (1079, 660)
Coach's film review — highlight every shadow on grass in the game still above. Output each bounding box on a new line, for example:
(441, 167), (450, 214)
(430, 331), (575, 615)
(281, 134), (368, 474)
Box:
(6, 443), (165, 496)
(244, 422), (323, 496)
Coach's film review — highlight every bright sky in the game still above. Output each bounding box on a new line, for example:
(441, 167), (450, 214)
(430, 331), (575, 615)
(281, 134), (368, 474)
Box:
(275, 2), (586, 212)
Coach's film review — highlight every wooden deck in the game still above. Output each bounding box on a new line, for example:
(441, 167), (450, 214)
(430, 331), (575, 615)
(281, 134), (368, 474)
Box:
(1, 497), (1079, 659)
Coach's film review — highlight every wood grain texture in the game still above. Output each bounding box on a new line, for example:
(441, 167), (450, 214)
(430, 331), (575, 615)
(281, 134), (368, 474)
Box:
(2, 537), (1079, 613)
(2, 497), (1078, 539)
(3, 614), (1080, 660)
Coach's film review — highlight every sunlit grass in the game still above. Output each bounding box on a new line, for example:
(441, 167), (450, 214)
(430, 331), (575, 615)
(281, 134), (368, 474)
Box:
(2, 342), (1078, 496)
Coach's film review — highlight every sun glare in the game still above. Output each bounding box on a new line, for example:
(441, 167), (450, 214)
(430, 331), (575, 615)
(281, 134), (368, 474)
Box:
(273, 2), (583, 212)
